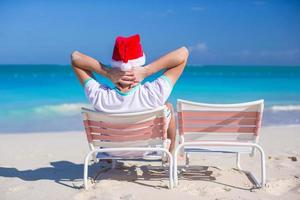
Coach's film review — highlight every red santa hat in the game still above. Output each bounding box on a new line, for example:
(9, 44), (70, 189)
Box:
(111, 34), (146, 71)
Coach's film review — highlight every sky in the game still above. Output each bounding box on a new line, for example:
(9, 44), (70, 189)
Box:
(0, 0), (300, 65)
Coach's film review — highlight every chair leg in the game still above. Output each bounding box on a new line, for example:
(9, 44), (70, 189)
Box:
(112, 160), (116, 169)
(236, 153), (242, 170)
(166, 151), (174, 189)
(247, 147), (266, 188)
(84, 152), (93, 190)
(148, 150), (173, 189)
(174, 158), (178, 187)
(259, 146), (266, 187)
(174, 144), (184, 187)
(92, 153), (98, 163)
(162, 159), (166, 167)
(185, 153), (190, 168)
(235, 148), (266, 188)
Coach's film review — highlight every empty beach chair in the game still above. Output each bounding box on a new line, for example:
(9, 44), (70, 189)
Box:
(81, 106), (173, 189)
(174, 99), (266, 188)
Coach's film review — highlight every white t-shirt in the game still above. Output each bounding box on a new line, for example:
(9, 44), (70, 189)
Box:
(84, 75), (173, 113)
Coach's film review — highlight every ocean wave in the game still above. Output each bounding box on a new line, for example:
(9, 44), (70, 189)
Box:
(33, 103), (91, 116)
(269, 105), (300, 111)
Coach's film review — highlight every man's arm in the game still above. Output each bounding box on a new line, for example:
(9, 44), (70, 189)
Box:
(133, 47), (189, 86)
(70, 51), (135, 87)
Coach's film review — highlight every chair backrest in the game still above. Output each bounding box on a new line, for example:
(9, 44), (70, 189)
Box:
(81, 106), (167, 149)
(177, 99), (264, 143)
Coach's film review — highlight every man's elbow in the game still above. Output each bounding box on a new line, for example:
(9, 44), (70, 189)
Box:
(70, 50), (81, 67)
(180, 46), (189, 59)
(177, 46), (189, 63)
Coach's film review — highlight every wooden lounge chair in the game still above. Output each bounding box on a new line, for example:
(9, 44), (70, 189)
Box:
(174, 99), (266, 188)
(81, 106), (173, 189)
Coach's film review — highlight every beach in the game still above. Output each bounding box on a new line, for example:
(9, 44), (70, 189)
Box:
(0, 126), (299, 200)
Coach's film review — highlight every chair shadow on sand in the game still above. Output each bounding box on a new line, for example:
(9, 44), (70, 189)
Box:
(93, 163), (257, 191)
(0, 161), (253, 190)
(175, 166), (255, 191)
(0, 161), (93, 189)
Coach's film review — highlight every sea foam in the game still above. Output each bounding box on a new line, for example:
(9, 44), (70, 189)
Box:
(270, 105), (300, 111)
(33, 103), (91, 116)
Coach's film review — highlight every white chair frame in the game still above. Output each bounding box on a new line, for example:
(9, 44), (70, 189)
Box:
(81, 106), (173, 189)
(174, 99), (266, 188)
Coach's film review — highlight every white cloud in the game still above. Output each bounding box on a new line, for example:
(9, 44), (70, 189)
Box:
(191, 6), (206, 11)
(188, 42), (208, 53)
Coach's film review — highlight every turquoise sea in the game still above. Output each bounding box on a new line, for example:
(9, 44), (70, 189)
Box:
(1, 65), (300, 133)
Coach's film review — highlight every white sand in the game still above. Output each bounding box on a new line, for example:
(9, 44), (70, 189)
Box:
(0, 126), (300, 200)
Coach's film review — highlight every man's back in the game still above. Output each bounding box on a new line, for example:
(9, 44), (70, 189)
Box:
(84, 75), (173, 113)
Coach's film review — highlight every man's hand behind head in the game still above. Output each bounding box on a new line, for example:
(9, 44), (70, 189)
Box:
(131, 66), (147, 87)
(107, 68), (136, 89)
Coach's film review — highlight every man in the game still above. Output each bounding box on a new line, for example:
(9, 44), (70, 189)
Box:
(71, 34), (188, 153)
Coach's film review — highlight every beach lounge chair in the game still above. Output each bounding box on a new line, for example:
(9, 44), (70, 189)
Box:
(81, 106), (173, 189)
(174, 99), (266, 188)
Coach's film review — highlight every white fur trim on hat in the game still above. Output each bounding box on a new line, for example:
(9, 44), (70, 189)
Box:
(111, 54), (146, 71)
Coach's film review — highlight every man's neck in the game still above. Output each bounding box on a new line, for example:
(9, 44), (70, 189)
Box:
(119, 85), (132, 93)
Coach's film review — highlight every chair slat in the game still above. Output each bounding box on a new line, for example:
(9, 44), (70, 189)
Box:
(178, 111), (259, 118)
(177, 118), (257, 126)
(84, 117), (165, 130)
(89, 124), (165, 136)
(180, 126), (256, 133)
(91, 130), (164, 142)
(91, 138), (163, 148)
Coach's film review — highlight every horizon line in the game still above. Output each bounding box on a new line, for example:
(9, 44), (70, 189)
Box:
(1, 64), (300, 67)
(0, 63), (300, 67)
